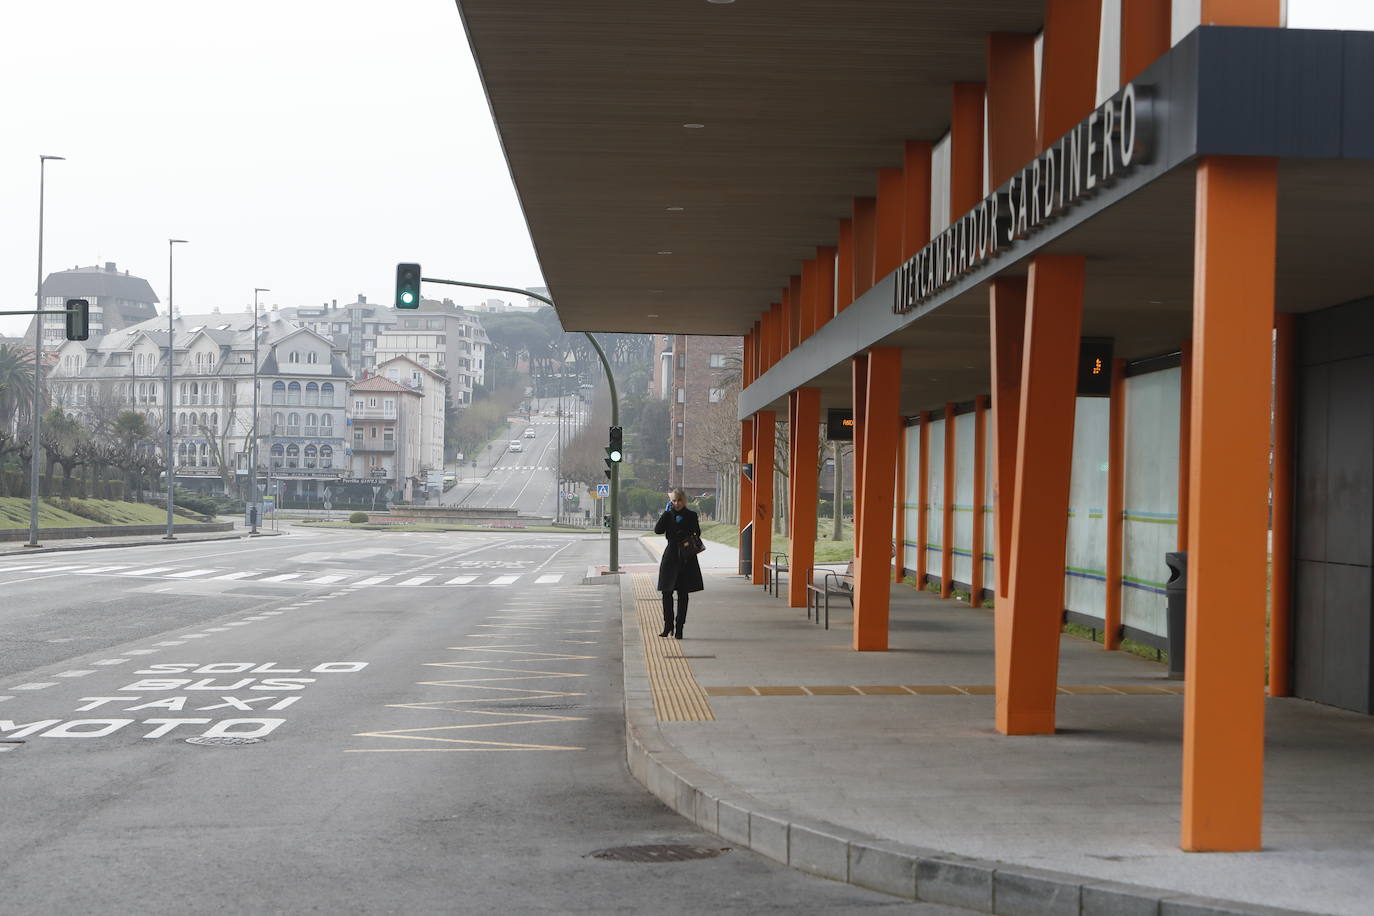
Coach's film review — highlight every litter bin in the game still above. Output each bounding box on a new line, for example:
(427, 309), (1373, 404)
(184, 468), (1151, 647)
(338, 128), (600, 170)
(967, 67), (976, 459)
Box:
(1164, 551), (1187, 680)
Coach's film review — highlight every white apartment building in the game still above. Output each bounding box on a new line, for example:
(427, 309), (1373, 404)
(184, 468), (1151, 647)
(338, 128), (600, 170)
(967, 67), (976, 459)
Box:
(348, 375), (423, 500)
(374, 355), (445, 475)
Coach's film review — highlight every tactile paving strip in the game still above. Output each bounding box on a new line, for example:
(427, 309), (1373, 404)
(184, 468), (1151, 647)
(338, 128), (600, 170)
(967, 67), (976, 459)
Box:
(632, 574), (715, 722)
(702, 684), (1186, 697)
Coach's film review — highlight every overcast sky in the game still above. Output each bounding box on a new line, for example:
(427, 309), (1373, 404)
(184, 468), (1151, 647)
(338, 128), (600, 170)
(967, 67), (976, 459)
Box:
(1, 1), (1370, 338)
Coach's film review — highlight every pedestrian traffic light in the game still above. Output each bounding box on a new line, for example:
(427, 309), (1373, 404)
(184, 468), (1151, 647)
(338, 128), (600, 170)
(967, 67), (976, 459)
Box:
(395, 262), (421, 309)
(608, 426), (623, 463)
(64, 299), (89, 341)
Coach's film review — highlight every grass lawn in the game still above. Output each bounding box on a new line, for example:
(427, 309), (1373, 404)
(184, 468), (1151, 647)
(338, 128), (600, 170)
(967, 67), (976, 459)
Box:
(699, 519), (854, 563)
(0, 496), (203, 528)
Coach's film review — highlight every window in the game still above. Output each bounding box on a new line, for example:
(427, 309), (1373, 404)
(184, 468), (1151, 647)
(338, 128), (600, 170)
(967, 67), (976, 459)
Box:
(272, 381), (286, 405)
(306, 351), (318, 364)
(304, 382), (319, 406)
(383, 427), (395, 443)
(709, 353), (727, 368)
(676, 422), (684, 437)
(383, 398), (394, 412)
(305, 413), (318, 436)
(287, 381), (301, 405)
(708, 387), (724, 403)
(304, 445), (318, 469)
(320, 445), (333, 469)
(367, 397), (378, 408)
(271, 444), (284, 468)
(289, 351), (300, 364)
(675, 456), (684, 467)
(198, 443), (209, 467)
(676, 388), (685, 404)
(273, 412), (284, 432)
(321, 413), (333, 432)
(677, 353), (685, 369)
(427, 319), (442, 329)
(354, 398), (364, 412)
(404, 319), (419, 328)
(285, 444), (300, 468)
(321, 382), (335, 406)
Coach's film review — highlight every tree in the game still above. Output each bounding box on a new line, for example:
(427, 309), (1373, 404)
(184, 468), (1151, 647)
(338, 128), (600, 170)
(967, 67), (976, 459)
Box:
(40, 407), (86, 498)
(0, 343), (35, 436)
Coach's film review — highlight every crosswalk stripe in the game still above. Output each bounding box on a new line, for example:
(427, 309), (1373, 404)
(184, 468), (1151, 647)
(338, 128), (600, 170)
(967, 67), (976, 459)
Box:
(445, 575), (477, 585)
(258, 573), (301, 582)
(535, 575), (562, 584)
(355, 576), (392, 586)
(166, 568), (218, 578)
(124, 567), (174, 576)
(76, 566), (129, 574)
(306, 575), (348, 584)
(0, 565), (42, 573)
(491, 575), (519, 586)
(212, 571), (256, 580)
(31, 565), (87, 573)
(397, 576), (435, 586)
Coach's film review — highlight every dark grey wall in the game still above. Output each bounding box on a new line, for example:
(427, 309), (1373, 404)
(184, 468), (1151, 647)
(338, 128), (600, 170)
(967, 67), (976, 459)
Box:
(1294, 298), (1374, 714)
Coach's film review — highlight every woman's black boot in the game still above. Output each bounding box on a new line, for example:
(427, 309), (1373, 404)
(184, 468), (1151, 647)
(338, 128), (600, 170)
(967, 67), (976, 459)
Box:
(658, 605), (673, 638)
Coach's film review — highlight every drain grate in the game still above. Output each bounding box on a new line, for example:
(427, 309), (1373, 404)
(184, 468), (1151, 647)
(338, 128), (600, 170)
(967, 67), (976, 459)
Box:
(185, 736), (264, 747)
(589, 844), (729, 863)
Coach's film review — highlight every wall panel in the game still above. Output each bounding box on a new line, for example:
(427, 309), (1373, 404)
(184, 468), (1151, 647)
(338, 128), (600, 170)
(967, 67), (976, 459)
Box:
(1065, 398), (1110, 621)
(952, 411), (976, 585)
(902, 424), (922, 575)
(1121, 367), (1182, 639)
(925, 417), (946, 581)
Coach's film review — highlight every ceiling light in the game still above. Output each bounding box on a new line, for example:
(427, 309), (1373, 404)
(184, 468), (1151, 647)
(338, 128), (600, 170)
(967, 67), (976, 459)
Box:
(682, 123), (705, 129)
(647, 313), (659, 318)
(666, 206), (684, 211)
(707, 0), (736, 4)
(657, 250), (673, 255)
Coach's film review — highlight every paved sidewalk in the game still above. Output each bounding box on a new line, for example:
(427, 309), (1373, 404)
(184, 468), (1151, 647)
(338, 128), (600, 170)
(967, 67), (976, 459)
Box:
(0, 519), (281, 556)
(625, 537), (1372, 915)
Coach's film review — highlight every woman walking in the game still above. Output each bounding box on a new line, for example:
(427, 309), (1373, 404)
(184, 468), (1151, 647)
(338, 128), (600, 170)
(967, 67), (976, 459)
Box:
(654, 488), (703, 639)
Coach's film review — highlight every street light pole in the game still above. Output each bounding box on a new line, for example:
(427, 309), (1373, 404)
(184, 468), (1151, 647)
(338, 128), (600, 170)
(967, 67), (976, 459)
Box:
(250, 287), (269, 534)
(164, 238), (188, 539)
(27, 154), (64, 549)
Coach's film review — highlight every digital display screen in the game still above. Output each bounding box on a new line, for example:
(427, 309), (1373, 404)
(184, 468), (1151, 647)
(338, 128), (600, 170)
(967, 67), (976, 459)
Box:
(826, 408), (854, 440)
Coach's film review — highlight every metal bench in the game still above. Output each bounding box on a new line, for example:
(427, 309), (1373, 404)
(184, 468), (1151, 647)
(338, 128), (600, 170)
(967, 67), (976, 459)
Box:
(762, 552), (788, 597)
(805, 560), (854, 629)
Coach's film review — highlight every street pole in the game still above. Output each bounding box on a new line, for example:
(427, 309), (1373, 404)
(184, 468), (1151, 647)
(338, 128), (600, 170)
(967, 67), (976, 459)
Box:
(418, 277), (620, 571)
(250, 287), (269, 534)
(165, 238), (188, 539)
(28, 154), (64, 548)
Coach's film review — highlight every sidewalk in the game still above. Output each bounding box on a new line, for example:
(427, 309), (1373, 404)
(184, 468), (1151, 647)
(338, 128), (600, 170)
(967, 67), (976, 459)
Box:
(0, 518), (281, 556)
(625, 537), (1373, 915)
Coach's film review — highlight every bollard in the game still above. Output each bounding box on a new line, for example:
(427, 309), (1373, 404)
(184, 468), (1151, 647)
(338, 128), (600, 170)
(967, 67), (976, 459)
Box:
(1164, 551), (1188, 680)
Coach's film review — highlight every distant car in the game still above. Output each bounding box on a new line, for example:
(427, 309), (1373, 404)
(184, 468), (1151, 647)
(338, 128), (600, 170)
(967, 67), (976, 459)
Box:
(523, 428), (536, 438)
(509, 440), (523, 453)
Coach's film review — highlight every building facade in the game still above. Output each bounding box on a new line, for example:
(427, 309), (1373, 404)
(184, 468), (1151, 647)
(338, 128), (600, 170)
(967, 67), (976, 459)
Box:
(348, 374), (422, 500)
(666, 334), (741, 498)
(374, 355), (445, 477)
(27, 262), (158, 347)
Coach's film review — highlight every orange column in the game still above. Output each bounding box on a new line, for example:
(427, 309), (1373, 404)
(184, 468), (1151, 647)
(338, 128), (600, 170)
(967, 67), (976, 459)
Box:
(1121, 0), (1171, 85)
(875, 167), (905, 279)
(1104, 358), (1127, 651)
(853, 348), (902, 651)
(902, 142), (932, 259)
(1269, 314), (1295, 697)
(941, 402), (956, 598)
(768, 303), (783, 369)
(1181, 156), (1277, 852)
(1177, 341), (1192, 550)
(815, 246), (837, 328)
(852, 198), (877, 301)
(986, 34), (1037, 187)
(780, 287), (794, 356)
(915, 412), (930, 585)
(1202, 0), (1281, 26)
(990, 277), (1027, 599)
(759, 310), (772, 371)
(837, 220), (856, 312)
(950, 82), (986, 216)
(1038, 0), (1102, 150)
(893, 415), (907, 583)
(851, 355), (868, 555)
(788, 388), (821, 608)
(789, 275), (803, 349)
(996, 255), (1085, 736)
(970, 396), (988, 604)
(750, 410), (776, 586)
(799, 260), (817, 342)
(739, 418), (755, 575)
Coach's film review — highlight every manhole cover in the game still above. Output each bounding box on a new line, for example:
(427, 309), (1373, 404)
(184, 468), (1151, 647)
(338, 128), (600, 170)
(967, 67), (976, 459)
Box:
(184, 736), (264, 747)
(589, 844), (729, 863)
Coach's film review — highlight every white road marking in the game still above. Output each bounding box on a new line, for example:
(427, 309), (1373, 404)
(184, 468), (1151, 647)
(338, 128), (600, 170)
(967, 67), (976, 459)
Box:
(153, 641), (186, 647)
(490, 575), (519, 586)
(224, 621), (252, 627)
(204, 627), (231, 632)
(535, 575), (562, 584)
(11, 683), (58, 690)
(259, 611), (284, 616)
(179, 634), (210, 639)
(123, 567), (174, 576)
(166, 568), (218, 578)
(93, 659), (130, 666)
(397, 576), (435, 586)
(55, 670), (95, 678)
(0, 696), (12, 703)
(0, 565), (41, 573)
(122, 649), (158, 655)
(258, 573), (301, 582)
(242, 616), (270, 620)
(76, 566), (129, 574)
(306, 575), (347, 584)
(445, 576), (477, 585)
(355, 576), (392, 586)
(212, 571), (256, 580)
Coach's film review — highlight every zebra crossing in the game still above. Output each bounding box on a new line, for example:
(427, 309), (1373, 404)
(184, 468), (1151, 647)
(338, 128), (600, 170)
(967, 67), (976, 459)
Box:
(0, 561), (580, 590)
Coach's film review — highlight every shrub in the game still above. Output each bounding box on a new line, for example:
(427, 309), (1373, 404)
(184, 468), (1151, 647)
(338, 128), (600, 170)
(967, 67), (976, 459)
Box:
(349, 511), (369, 524)
(49, 498), (116, 525)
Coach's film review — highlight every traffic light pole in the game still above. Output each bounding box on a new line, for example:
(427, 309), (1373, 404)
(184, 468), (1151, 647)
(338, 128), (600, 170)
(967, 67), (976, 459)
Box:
(418, 276), (620, 573)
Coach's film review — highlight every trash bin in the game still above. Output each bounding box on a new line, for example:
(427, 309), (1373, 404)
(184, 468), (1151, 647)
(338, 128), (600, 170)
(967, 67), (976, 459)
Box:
(1164, 551), (1187, 680)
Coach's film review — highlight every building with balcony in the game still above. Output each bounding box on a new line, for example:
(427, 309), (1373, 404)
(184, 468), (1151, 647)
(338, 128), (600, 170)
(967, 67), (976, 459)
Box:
(374, 355), (445, 476)
(348, 375), (422, 500)
(275, 295), (398, 375)
(25, 261), (159, 347)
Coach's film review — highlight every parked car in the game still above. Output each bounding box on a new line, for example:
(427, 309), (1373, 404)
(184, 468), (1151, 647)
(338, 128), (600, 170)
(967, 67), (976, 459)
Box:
(509, 440), (523, 453)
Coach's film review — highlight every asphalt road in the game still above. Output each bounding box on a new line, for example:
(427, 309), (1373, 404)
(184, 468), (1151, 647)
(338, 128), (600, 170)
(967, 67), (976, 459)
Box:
(449, 397), (589, 519)
(0, 527), (962, 914)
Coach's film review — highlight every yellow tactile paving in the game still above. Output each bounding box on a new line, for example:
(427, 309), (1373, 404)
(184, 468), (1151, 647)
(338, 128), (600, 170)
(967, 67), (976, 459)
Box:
(696, 685), (1188, 697)
(632, 574), (715, 722)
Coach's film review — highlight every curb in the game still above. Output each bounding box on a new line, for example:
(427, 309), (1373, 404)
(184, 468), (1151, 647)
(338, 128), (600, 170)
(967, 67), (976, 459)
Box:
(615, 568), (1310, 916)
(0, 529), (284, 557)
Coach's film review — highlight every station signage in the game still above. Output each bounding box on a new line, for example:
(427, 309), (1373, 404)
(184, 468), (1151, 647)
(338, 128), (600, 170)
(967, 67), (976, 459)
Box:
(895, 82), (1154, 314)
(826, 408), (855, 441)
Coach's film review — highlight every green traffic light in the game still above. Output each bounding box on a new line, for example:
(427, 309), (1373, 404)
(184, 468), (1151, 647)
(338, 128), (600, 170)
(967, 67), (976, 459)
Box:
(400, 291), (415, 305)
(609, 449), (623, 463)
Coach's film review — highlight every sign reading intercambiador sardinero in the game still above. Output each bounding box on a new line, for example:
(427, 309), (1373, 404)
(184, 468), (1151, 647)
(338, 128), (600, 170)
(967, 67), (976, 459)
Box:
(894, 82), (1154, 314)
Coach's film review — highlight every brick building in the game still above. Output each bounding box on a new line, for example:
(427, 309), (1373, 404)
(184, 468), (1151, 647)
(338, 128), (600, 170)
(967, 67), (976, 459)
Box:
(665, 334), (740, 499)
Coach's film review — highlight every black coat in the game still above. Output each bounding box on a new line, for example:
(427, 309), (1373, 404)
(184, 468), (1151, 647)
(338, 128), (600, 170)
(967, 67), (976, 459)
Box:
(655, 507), (704, 593)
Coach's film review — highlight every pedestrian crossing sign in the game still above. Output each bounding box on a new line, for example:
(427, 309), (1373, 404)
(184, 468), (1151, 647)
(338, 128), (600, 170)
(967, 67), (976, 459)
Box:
(596, 483), (610, 497)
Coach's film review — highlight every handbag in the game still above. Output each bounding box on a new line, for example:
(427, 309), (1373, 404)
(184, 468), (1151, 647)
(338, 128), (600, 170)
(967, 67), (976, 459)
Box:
(683, 533), (706, 555)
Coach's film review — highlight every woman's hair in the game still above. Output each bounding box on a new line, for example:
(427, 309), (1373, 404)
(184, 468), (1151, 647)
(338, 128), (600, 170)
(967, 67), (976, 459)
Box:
(669, 488), (687, 502)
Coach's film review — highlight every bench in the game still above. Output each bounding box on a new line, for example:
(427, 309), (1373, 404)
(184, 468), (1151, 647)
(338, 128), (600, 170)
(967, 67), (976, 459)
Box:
(762, 552), (788, 597)
(805, 560), (854, 629)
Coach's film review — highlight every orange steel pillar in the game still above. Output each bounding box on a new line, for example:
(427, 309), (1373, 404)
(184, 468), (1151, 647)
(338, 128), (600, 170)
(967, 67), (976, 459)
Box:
(1178, 341), (1192, 551)
(750, 410), (776, 586)
(902, 142), (933, 258)
(768, 303), (783, 368)
(780, 288), (794, 357)
(950, 82), (986, 216)
(1270, 314), (1295, 697)
(915, 412), (930, 586)
(789, 276), (803, 349)
(1038, 0), (1102, 149)
(800, 260), (817, 342)
(837, 220), (856, 312)
(1202, 0), (1281, 27)
(853, 348), (902, 651)
(996, 256), (1085, 736)
(970, 396), (988, 603)
(989, 278), (1027, 599)
(893, 415), (907, 583)
(789, 388), (821, 608)
(852, 355), (868, 555)
(1181, 156), (1277, 852)
(739, 417), (755, 572)
(987, 34), (1037, 186)
(941, 402), (956, 598)
(815, 246), (837, 329)
(875, 167), (905, 279)
(1104, 358), (1127, 651)
(1121, 0), (1171, 84)
(852, 198), (877, 301)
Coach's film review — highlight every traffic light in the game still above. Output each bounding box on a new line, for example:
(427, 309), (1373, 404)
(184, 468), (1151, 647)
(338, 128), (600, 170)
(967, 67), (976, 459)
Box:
(395, 262), (421, 309)
(64, 299), (89, 341)
(608, 426), (623, 463)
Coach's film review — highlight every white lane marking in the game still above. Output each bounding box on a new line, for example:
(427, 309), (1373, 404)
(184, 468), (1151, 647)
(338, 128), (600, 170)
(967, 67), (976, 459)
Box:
(212, 571), (256, 580)
(242, 616), (270, 621)
(445, 576), (477, 585)
(535, 575), (562, 584)
(396, 576), (434, 586)
(354, 576), (392, 586)
(122, 649), (158, 655)
(258, 573), (300, 582)
(153, 641), (185, 647)
(204, 627), (230, 632)
(11, 683), (58, 690)
(179, 634), (210, 639)
(306, 575), (347, 584)
(0, 696), (12, 703)
(122, 567), (175, 576)
(55, 670), (95, 678)
(166, 568), (219, 579)
(490, 575), (519, 586)
(76, 566), (130, 574)
(0, 565), (41, 573)
(224, 622), (252, 627)
(0, 746), (17, 753)
(93, 659), (130, 666)
(259, 611), (284, 616)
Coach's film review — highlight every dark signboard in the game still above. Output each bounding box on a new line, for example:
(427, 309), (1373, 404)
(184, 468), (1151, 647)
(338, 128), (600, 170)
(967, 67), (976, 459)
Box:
(826, 408), (855, 441)
(1078, 338), (1114, 397)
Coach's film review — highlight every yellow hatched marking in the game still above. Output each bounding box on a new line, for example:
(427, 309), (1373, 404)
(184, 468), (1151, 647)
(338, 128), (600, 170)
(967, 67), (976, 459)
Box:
(632, 573), (714, 722)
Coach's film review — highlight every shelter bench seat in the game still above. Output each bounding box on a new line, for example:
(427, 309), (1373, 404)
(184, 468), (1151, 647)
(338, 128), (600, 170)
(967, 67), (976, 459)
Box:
(805, 560), (854, 629)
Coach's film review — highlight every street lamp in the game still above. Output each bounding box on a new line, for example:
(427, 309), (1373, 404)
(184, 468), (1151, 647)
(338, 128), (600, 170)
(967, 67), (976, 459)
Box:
(27, 154), (64, 549)
(250, 287), (269, 534)
(164, 238), (188, 539)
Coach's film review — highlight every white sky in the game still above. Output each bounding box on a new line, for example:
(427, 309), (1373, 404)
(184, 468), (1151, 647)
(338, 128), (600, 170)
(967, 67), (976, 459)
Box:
(0, 0), (1370, 338)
